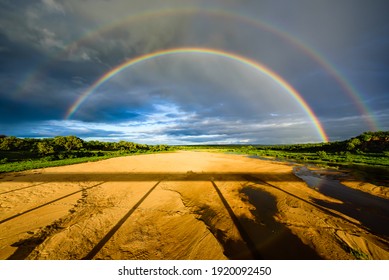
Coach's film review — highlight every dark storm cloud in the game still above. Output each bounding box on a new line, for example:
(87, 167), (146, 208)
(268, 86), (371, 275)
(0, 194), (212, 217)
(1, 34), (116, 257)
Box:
(248, 0), (389, 51)
(0, 0), (388, 143)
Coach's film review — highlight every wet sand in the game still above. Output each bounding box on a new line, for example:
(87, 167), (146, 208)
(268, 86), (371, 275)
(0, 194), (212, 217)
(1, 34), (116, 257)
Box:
(0, 151), (388, 259)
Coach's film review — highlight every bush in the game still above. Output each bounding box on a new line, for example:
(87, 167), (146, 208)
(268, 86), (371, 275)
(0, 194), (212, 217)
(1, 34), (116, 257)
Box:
(41, 155), (57, 162)
(316, 151), (328, 159)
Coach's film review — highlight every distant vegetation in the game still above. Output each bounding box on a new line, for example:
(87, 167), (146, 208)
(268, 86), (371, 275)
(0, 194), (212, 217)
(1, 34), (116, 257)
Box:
(0, 132), (388, 177)
(177, 131), (389, 166)
(178, 131), (389, 184)
(227, 131), (389, 166)
(0, 135), (171, 173)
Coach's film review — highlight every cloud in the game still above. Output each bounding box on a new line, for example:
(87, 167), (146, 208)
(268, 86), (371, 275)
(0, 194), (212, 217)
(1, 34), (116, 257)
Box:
(39, 28), (65, 51)
(41, 0), (65, 14)
(1, 114), (319, 145)
(0, 0), (388, 144)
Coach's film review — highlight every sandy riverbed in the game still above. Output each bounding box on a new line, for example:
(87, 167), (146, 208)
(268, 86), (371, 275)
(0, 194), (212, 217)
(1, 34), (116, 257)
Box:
(0, 151), (388, 259)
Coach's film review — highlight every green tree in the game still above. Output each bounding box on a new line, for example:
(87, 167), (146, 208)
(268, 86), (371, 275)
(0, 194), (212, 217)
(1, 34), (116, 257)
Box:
(360, 132), (373, 142)
(316, 150), (328, 159)
(347, 138), (361, 151)
(63, 136), (83, 152)
(0, 136), (22, 151)
(53, 136), (83, 152)
(37, 141), (55, 155)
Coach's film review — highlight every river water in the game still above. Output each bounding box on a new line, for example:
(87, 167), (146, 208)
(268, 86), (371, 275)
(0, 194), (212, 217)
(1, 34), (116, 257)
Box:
(293, 166), (389, 238)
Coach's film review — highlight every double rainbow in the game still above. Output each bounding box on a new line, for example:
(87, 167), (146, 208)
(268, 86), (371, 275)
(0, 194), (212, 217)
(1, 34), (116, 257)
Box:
(65, 47), (329, 142)
(16, 7), (378, 132)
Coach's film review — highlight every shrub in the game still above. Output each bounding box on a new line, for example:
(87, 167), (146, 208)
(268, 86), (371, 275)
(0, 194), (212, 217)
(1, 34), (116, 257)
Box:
(316, 151), (328, 159)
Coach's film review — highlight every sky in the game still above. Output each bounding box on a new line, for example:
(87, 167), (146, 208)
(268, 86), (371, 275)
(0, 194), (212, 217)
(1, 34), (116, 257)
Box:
(0, 0), (388, 144)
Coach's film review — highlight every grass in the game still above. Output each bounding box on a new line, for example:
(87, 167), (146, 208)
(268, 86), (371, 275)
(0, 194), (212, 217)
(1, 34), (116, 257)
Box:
(336, 238), (370, 260)
(222, 148), (389, 167)
(0, 155), (115, 173)
(350, 248), (370, 260)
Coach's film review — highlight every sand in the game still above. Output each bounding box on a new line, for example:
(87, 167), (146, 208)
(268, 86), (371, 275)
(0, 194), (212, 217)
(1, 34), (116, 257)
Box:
(0, 151), (388, 260)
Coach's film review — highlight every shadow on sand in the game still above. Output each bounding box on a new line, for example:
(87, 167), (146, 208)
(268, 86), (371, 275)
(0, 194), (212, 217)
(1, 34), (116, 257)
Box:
(210, 181), (321, 260)
(1, 171), (301, 182)
(238, 186), (321, 259)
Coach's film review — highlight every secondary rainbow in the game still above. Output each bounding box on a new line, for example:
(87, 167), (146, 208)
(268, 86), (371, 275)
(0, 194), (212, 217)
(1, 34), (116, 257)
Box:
(65, 47), (329, 142)
(17, 7), (377, 130)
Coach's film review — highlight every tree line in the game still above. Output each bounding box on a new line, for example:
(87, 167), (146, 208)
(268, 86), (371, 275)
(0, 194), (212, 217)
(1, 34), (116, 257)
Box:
(0, 135), (170, 162)
(251, 131), (389, 154)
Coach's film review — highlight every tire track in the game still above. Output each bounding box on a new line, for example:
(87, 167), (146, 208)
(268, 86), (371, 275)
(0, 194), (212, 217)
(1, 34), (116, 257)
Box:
(82, 181), (162, 260)
(0, 182), (106, 225)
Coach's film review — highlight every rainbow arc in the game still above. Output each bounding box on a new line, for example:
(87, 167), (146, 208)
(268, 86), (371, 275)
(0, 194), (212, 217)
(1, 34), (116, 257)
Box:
(65, 47), (329, 142)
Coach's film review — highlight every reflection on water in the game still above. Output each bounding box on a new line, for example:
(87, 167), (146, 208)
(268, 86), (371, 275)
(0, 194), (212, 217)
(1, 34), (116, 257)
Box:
(247, 154), (389, 186)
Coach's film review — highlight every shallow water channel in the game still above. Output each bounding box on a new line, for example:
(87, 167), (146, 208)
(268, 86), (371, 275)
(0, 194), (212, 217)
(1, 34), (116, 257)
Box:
(293, 166), (389, 238)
